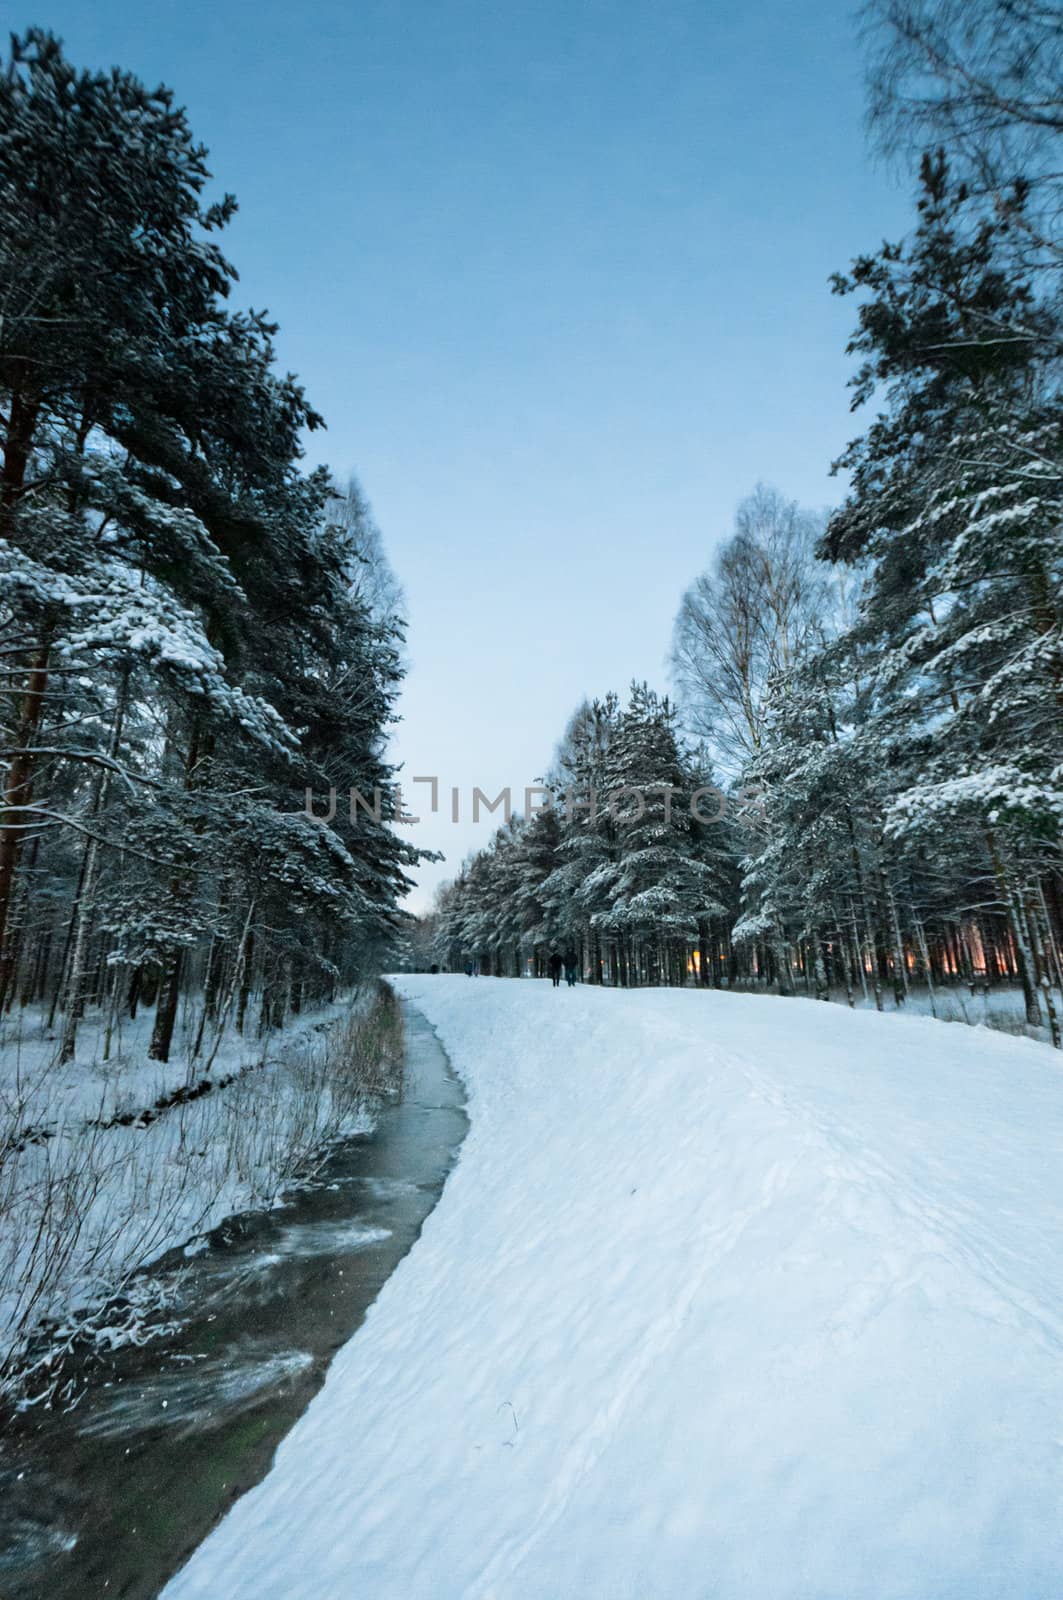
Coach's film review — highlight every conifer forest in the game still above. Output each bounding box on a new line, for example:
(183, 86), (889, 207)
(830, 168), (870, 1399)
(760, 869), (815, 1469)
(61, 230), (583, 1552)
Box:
(2, 9), (1063, 1595)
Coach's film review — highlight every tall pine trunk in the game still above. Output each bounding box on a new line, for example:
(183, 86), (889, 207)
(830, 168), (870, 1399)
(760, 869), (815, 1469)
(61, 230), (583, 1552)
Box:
(149, 947), (185, 1064)
(0, 639), (52, 1011)
(59, 670), (130, 1062)
(985, 829), (1042, 1028)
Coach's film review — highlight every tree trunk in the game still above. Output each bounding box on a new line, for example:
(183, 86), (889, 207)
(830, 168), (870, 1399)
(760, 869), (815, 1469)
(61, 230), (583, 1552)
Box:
(58, 669), (130, 1061)
(985, 830), (1042, 1027)
(149, 948), (184, 1064)
(237, 929), (255, 1034)
(0, 639), (52, 1010)
(912, 914), (937, 1018)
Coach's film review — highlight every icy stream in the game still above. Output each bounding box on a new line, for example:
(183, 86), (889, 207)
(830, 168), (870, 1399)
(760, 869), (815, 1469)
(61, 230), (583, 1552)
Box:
(0, 1002), (467, 1599)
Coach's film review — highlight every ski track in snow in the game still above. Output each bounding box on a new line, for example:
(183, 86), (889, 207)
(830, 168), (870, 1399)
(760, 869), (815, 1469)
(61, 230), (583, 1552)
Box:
(163, 978), (1063, 1600)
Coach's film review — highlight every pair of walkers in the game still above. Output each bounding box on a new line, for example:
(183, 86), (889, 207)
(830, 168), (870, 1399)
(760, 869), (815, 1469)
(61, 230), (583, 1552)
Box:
(548, 950), (579, 988)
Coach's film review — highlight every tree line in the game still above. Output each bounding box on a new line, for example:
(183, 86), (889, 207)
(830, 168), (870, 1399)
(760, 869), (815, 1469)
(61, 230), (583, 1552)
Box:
(0, 31), (416, 1064)
(423, 0), (1063, 1042)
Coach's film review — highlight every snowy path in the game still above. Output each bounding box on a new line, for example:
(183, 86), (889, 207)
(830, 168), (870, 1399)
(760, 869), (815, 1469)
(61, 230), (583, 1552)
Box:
(164, 978), (1063, 1599)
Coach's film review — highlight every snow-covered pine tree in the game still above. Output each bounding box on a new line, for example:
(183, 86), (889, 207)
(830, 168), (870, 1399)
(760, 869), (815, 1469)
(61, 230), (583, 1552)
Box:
(0, 32), (417, 1061)
(822, 153), (1063, 1031)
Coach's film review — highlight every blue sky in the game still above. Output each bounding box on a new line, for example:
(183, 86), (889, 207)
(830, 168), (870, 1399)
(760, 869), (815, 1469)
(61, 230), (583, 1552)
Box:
(39, 0), (913, 907)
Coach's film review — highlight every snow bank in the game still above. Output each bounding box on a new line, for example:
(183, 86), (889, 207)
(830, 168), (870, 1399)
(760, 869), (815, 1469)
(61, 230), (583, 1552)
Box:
(165, 978), (1063, 1599)
(0, 996), (354, 1131)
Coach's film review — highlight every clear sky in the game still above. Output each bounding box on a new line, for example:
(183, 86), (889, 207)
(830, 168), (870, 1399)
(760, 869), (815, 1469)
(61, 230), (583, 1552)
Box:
(38, 0), (913, 909)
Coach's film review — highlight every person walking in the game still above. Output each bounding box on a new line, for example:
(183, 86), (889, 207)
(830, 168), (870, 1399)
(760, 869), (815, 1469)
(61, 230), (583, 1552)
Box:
(563, 948), (579, 987)
(548, 951), (563, 988)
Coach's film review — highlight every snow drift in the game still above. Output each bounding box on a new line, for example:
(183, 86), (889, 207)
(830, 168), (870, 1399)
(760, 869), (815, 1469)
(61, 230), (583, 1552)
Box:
(165, 977), (1063, 1599)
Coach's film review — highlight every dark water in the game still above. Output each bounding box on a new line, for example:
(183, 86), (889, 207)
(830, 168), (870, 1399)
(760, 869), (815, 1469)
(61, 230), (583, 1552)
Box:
(0, 1001), (467, 1600)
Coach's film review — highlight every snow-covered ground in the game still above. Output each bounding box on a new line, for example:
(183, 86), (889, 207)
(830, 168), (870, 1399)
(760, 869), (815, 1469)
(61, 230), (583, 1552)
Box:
(0, 996), (352, 1131)
(165, 976), (1063, 1600)
(806, 979), (1041, 1037)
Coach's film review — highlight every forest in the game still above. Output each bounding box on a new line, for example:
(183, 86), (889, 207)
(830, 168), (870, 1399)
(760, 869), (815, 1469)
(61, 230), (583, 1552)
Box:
(424, 2), (1063, 1045)
(0, 30), (416, 1067)
(0, 29), (418, 1390)
(0, 0), (1059, 1402)
(0, 8), (1060, 1591)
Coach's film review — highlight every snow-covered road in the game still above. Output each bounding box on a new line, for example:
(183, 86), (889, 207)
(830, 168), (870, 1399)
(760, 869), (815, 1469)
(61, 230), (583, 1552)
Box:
(164, 977), (1063, 1599)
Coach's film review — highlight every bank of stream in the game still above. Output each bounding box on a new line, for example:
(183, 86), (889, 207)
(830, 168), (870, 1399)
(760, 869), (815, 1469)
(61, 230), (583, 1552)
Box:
(0, 1000), (467, 1600)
